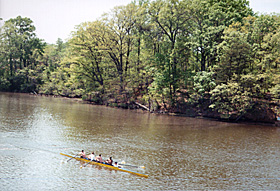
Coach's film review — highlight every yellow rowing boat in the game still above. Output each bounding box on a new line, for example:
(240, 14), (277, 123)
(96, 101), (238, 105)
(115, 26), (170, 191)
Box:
(60, 153), (148, 178)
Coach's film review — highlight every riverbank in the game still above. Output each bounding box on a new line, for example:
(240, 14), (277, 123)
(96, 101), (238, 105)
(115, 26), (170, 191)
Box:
(33, 92), (280, 127)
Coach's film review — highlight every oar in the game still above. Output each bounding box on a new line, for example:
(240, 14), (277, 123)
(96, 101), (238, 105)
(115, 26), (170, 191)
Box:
(80, 160), (93, 168)
(67, 154), (78, 162)
(119, 161), (145, 169)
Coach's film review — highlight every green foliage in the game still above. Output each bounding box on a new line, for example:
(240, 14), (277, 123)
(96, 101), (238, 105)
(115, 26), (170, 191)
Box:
(193, 71), (216, 95)
(0, 77), (11, 91)
(148, 53), (172, 99)
(67, 21), (105, 90)
(147, 0), (192, 105)
(239, 73), (273, 96)
(189, 71), (216, 105)
(215, 27), (253, 83)
(187, 0), (253, 71)
(270, 84), (280, 99)
(209, 82), (252, 119)
(0, 16), (45, 92)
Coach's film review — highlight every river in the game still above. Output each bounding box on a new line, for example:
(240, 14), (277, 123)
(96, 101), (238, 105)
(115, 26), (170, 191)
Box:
(0, 92), (279, 190)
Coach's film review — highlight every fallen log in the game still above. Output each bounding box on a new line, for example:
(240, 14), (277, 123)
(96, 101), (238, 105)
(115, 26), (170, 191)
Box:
(134, 102), (149, 111)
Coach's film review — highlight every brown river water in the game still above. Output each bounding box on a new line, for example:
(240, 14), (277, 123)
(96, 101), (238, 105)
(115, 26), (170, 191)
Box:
(0, 92), (279, 190)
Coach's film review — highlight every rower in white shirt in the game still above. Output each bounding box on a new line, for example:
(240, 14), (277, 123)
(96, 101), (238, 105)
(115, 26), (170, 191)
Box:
(87, 152), (95, 161)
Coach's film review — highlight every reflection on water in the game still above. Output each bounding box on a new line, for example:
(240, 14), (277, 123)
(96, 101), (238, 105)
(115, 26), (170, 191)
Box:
(0, 92), (279, 190)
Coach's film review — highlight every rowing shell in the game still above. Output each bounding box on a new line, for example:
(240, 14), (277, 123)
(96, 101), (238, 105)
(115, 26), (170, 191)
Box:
(60, 153), (148, 178)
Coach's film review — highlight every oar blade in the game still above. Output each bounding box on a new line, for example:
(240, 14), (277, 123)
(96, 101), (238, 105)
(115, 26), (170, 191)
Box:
(118, 161), (145, 169)
(67, 154), (78, 162)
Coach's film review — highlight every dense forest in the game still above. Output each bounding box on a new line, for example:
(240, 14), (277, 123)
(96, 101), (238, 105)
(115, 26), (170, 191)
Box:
(1, 0), (280, 123)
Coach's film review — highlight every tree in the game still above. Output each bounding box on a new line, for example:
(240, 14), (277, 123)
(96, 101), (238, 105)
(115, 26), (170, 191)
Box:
(0, 16), (45, 91)
(210, 13), (280, 120)
(67, 21), (105, 89)
(148, 0), (191, 106)
(101, 4), (139, 93)
(189, 71), (216, 103)
(209, 82), (253, 119)
(187, 0), (253, 71)
(215, 25), (253, 83)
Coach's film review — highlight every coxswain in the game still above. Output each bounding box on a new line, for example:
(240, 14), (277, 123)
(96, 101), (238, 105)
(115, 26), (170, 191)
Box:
(79, 150), (86, 158)
(87, 152), (95, 161)
(105, 157), (113, 165)
(95, 154), (103, 162)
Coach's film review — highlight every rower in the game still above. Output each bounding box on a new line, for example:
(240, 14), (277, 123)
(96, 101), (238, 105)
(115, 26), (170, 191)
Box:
(79, 150), (86, 158)
(87, 152), (95, 161)
(105, 157), (113, 165)
(95, 154), (103, 163)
